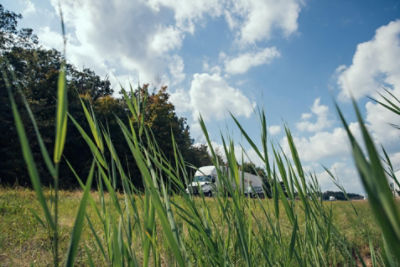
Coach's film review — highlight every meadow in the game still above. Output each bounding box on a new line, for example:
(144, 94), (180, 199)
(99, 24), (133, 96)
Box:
(0, 188), (383, 266)
(2, 49), (400, 266)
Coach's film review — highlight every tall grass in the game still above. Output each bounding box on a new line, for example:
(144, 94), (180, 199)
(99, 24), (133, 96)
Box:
(5, 63), (400, 265)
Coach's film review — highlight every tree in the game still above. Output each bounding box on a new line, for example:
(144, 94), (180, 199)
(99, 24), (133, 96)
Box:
(133, 85), (193, 161)
(70, 68), (113, 101)
(241, 162), (267, 177)
(0, 4), (115, 186)
(0, 4), (212, 189)
(0, 4), (37, 51)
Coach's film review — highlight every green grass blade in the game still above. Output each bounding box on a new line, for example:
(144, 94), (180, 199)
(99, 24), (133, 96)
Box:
(231, 113), (264, 162)
(29, 208), (46, 228)
(336, 100), (400, 261)
(16, 86), (57, 178)
(68, 114), (108, 169)
(53, 64), (68, 163)
(65, 161), (95, 267)
(7, 87), (55, 230)
(79, 98), (104, 152)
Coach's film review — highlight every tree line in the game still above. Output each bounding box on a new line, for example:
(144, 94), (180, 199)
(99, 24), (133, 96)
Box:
(0, 4), (214, 189)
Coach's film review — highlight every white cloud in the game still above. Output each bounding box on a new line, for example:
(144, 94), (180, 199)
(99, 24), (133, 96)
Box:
(37, 26), (64, 50)
(170, 72), (255, 123)
(202, 61), (222, 75)
(224, 10), (237, 30)
(150, 26), (183, 54)
(224, 47), (280, 74)
(37, 26), (113, 85)
(336, 20), (400, 147)
(297, 98), (333, 132)
(47, 0), (199, 86)
(337, 20), (400, 100)
(389, 152), (400, 169)
(168, 55), (186, 85)
(226, 0), (303, 45)
(282, 122), (361, 162)
(269, 125), (281, 135)
(169, 88), (192, 113)
(365, 99), (400, 146)
(37, 0), (304, 101)
(195, 141), (265, 167)
(35, 0), (306, 131)
(21, 0), (36, 16)
(147, 0), (223, 33)
(316, 161), (363, 194)
(189, 73), (255, 121)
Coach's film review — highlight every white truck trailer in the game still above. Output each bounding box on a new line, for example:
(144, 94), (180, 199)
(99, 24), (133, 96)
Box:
(185, 165), (264, 197)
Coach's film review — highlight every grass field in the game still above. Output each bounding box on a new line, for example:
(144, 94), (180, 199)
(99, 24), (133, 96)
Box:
(0, 187), (385, 266)
(3, 64), (400, 266)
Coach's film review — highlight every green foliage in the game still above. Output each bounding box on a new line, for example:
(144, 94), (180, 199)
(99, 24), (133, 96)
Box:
(0, 4), (209, 188)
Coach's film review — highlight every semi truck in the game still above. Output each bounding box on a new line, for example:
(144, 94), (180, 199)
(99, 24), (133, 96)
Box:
(185, 165), (265, 197)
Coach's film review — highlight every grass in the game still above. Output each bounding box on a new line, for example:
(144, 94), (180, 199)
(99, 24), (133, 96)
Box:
(3, 41), (400, 265)
(0, 187), (385, 266)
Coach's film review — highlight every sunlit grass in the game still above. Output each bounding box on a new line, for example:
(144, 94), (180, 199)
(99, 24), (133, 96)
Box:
(0, 187), (383, 266)
(3, 47), (400, 266)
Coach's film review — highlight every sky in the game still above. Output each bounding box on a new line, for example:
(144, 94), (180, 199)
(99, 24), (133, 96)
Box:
(3, 0), (400, 194)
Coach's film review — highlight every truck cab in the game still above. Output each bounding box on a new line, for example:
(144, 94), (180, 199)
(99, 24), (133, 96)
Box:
(185, 166), (217, 196)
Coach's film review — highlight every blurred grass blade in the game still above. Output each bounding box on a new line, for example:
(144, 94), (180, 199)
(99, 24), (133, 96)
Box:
(336, 100), (400, 261)
(65, 161), (95, 266)
(68, 114), (108, 169)
(79, 98), (104, 152)
(7, 85), (55, 230)
(231, 113), (264, 162)
(15, 82), (56, 178)
(29, 208), (46, 228)
(54, 64), (68, 163)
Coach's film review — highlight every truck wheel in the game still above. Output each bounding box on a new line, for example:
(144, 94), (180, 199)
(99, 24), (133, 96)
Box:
(206, 191), (212, 197)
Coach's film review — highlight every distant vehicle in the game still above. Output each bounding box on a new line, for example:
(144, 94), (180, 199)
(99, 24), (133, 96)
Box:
(329, 196), (336, 201)
(244, 185), (265, 198)
(185, 165), (264, 198)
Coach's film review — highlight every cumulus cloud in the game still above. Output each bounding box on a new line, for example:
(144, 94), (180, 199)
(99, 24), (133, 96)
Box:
(169, 88), (192, 113)
(225, 0), (302, 45)
(168, 55), (186, 84)
(337, 20), (400, 100)
(336, 20), (400, 146)
(365, 99), (400, 146)
(194, 141), (264, 167)
(149, 26), (183, 55)
(37, 25), (114, 85)
(170, 73), (255, 122)
(47, 0), (201, 87)
(37, 26), (64, 50)
(281, 122), (361, 162)
(21, 0), (36, 16)
(35, 0), (304, 128)
(268, 125), (281, 135)
(44, 0), (303, 88)
(189, 73), (255, 120)
(297, 98), (333, 132)
(224, 47), (280, 74)
(316, 161), (363, 194)
(147, 0), (223, 33)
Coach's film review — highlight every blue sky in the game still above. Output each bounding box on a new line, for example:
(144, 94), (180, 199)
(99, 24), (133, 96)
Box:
(4, 0), (400, 194)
